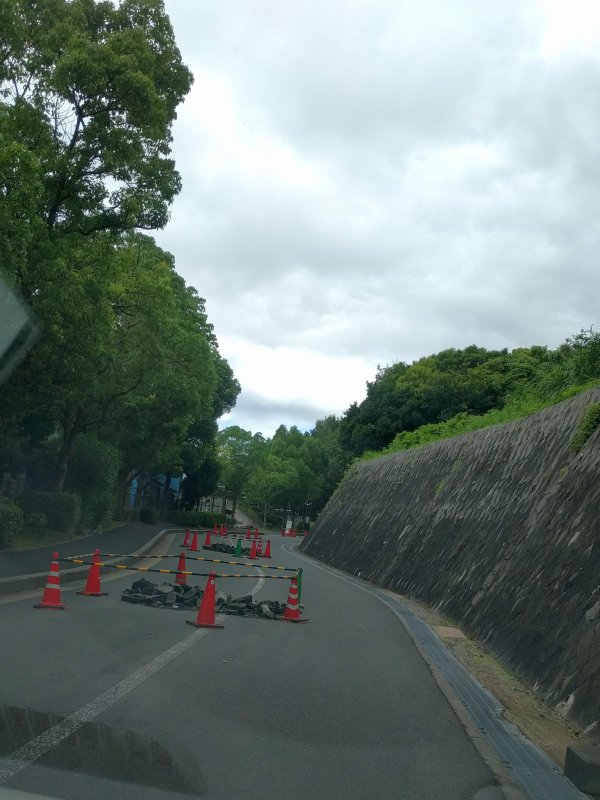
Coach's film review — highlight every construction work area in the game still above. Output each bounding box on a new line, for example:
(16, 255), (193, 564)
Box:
(31, 525), (308, 627)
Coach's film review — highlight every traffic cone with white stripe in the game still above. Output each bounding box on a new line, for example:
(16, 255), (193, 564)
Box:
(175, 551), (187, 586)
(182, 529), (190, 548)
(186, 572), (224, 629)
(281, 576), (307, 623)
(257, 538), (263, 557)
(34, 552), (65, 610)
(76, 548), (108, 597)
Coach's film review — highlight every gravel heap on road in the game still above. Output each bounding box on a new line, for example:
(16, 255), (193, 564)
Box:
(203, 542), (251, 556)
(120, 577), (286, 619)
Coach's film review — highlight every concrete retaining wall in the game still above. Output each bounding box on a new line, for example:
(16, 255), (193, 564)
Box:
(302, 387), (600, 739)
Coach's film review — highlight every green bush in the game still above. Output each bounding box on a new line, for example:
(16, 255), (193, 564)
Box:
(139, 506), (158, 524)
(64, 434), (122, 528)
(571, 402), (600, 453)
(19, 491), (81, 532)
(0, 499), (24, 546)
(167, 510), (227, 528)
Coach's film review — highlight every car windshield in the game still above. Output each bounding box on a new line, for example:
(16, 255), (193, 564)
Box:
(1, 2), (599, 799)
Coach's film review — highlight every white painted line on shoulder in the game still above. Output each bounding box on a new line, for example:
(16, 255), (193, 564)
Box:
(0, 570), (264, 785)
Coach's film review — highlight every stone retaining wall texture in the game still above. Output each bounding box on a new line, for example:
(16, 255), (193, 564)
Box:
(302, 387), (600, 739)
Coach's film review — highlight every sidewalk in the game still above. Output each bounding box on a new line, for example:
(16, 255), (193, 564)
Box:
(0, 521), (171, 579)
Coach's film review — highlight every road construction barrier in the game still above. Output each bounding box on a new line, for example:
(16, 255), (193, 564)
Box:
(76, 548), (108, 597)
(33, 552), (66, 610)
(33, 553), (308, 624)
(281, 576), (307, 623)
(59, 558), (295, 579)
(74, 552), (297, 571)
(186, 572), (223, 629)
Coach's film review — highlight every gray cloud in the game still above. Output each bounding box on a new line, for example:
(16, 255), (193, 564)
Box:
(158, 0), (600, 434)
(219, 392), (332, 436)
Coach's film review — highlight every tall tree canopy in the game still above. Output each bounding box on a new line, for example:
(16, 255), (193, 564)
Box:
(0, 0), (239, 518)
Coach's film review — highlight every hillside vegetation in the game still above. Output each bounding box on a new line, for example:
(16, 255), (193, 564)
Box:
(218, 328), (600, 526)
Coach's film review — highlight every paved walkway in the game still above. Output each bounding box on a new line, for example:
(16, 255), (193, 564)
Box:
(0, 522), (169, 578)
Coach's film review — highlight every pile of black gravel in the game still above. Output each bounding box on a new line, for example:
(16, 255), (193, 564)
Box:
(120, 578), (286, 619)
(121, 578), (202, 608)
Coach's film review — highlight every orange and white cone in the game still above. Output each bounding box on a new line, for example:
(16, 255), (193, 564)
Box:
(263, 540), (271, 558)
(189, 531), (198, 552)
(256, 538), (263, 557)
(34, 552), (66, 610)
(175, 551), (187, 586)
(76, 548), (108, 597)
(186, 572), (224, 629)
(182, 529), (190, 548)
(281, 577), (307, 623)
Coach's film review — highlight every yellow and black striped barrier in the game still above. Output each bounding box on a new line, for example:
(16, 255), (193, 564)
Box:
(75, 552), (297, 572)
(59, 558), (295, 579)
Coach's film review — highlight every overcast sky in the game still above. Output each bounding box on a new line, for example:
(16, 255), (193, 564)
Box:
(156, 0), (600, 437)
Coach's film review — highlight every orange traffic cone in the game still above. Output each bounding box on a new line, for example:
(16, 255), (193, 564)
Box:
(182, 529), (190, 548)
(245, 527), (251, 539)
(34, 552), (66, 610)
(175, 551), (187, 586)
(253, 528), (259, 539)
(249, 540), (257, 560)
(189, 531), (198, 552)
(204, 530), (212, 548)
(186, 572), (224, 629)
(291, 528), (297, 538)
(76, 548), (108, 597)
(257, 538), (263, 557)
(264, 540), (271, 558)
(281, 577), (307, 623)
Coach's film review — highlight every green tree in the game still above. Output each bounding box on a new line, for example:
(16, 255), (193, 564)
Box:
(216, 427), (264, 515)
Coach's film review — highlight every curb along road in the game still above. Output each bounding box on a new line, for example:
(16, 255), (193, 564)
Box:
(287, 543), (588, 800)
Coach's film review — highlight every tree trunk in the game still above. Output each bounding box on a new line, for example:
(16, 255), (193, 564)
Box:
(161, 472), (172, 516)
(135, 472), (147, 509)
(51, 410), (81, 491)
(263, 502), (267, 527)
(120, 469), (138, 514)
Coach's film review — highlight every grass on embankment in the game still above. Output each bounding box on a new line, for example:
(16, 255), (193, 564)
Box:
(359, 380), (600, 461)
(7, 519), (125, 550)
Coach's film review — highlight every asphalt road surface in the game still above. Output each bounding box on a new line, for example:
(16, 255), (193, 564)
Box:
(0, 534), (512, 800)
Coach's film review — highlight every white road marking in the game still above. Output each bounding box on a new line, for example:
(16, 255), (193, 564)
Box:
(0, 568), (264, 785)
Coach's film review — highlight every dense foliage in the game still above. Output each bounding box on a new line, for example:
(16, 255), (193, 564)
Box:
(0, 0), (239, 531)
(222, 330), (600, 526)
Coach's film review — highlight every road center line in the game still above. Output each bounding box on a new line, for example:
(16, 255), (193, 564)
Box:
(0, 569), (264, 785)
